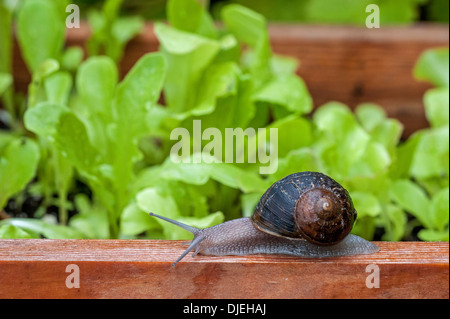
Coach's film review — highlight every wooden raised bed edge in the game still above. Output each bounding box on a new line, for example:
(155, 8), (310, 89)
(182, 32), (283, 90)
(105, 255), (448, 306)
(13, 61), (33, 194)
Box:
(11, 22), (449, 136)
(0, 239), (448, 299)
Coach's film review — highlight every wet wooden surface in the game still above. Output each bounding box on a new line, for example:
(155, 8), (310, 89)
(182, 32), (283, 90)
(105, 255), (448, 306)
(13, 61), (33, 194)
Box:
(0, 239), (448, 299)
(10, 23), (449, 137)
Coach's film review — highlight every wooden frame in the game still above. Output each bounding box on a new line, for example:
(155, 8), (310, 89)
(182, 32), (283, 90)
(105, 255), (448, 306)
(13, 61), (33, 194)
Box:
(5, 22), (449, 300)
(0, 239), (448, 298)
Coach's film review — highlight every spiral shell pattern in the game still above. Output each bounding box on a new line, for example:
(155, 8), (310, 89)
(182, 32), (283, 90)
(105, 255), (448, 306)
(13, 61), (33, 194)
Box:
(251, 171), (357, 246)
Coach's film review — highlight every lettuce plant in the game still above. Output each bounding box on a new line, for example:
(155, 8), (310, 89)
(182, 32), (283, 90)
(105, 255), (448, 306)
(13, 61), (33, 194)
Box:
(0, 0), (448, 242)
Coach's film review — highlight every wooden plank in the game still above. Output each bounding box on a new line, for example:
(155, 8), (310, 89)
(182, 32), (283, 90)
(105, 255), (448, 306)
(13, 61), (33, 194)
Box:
(0, 239), (448, 299)
(10, 23), (448, 136)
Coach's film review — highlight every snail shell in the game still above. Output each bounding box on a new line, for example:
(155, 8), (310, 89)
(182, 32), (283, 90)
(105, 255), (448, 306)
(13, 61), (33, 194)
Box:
(251, 171), (356, 245)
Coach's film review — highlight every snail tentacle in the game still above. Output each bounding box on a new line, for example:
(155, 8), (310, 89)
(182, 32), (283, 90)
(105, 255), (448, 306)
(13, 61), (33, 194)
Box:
(149, 212), (205, 267)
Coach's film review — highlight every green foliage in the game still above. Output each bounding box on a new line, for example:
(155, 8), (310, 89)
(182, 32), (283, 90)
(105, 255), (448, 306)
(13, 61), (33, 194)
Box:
(0, 2), (14, 117)
(86, 0), (144, 63)
(0, 0), (448, 243)
(0, 73), (12, 96)
(16, 0), (66, 73)
(302, 0), (426, 25)
(0, 138), (40, 209)
(22, 53), (166, 238)
(414, 48), (449, 88)
(211, 0), (431, 24)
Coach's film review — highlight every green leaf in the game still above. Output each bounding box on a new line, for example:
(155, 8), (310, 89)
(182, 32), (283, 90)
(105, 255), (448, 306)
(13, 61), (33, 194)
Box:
(0, 72), (12, 96)
(195, 62), (240, 113)
(85, 0), (140, 62)
(413, 47), (449, 88)
(77, 56), (118, 116)
(304, 0), (424, 25)
(120, 201), (154, 236)
(103, 0), (123, 23)
(0, 138), (40, 208)
(221, 4), (267, 48)
(214, 34), (240, 63)
(170, 183), (211, 218)
(75, 56), (118, 160)
(0, 218), (85, 239)
(424, 87), (449, 128)
(356, 103), (388, 132)
(178, 62), (255, 129)
(351, 141), (391, 176)
(266, 115), (312, 157)
(54, 112), (100, 179)
(0, 3), (13, 76)
(313, 102), (371, 177)
(254, 74), (313, 116)
(430, 187), (449, 230)
(0, 224), (35, 238)
(427, 0), (449, 23)
(0, 132), (14, 152)
(166, 0), (217, 39)
(390, 179), (432, 228)
(136, 186), (225, 240)
(410, 125), (449, 180)
(44, 71), (72, 105)
(382, 204), (407, 241)
(28, 106), (84, 227)
(109, 53), (166, 208)
(134, 156), (268, 194)
(155, 22), (220, 112)
(24, 102), (69, 137)
(17, 0), (65, 72)
(107, 16), (144, 62)
(167, 0), (204, 34)
(351, 192), (382, 218)
(207, 161), (268, 192)
(222, 4), (271, 87)
(32, 59), (60, 83)
(370, 118), (403, 157)
(390, 130), (422, 179)
(270, 54), (299, 76)
(112, 16), (144, 45)
(418, 228), (449, 241)
(114, 53), (166, 130)
(135, 187), (183, 239)
(271, 148), (320, 182)
(61, 46), (84, 72)
(69, 194), (110, 239)
(27, 59), (60, 108)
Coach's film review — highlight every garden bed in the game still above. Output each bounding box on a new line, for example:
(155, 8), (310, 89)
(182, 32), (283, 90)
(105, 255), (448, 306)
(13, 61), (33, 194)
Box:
(0, 239), (448, 299)
(2, 1), (449, 301)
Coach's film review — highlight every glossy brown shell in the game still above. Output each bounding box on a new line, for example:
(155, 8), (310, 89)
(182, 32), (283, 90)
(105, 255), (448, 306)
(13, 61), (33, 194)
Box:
(251, 171), (357, 246)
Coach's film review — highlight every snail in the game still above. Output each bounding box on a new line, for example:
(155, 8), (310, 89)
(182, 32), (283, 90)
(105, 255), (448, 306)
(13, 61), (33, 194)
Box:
(149, 171), (379, 266)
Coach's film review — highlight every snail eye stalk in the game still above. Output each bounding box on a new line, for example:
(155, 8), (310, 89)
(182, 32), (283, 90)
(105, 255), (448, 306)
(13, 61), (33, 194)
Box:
(148, 212), (204, 267)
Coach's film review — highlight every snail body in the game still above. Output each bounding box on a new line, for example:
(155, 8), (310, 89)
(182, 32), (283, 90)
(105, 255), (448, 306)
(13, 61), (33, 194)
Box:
(149, 172), (379, 266)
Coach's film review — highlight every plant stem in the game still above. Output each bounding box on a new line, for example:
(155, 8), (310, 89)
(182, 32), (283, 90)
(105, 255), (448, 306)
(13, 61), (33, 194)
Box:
(58, 188), (68, 226)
